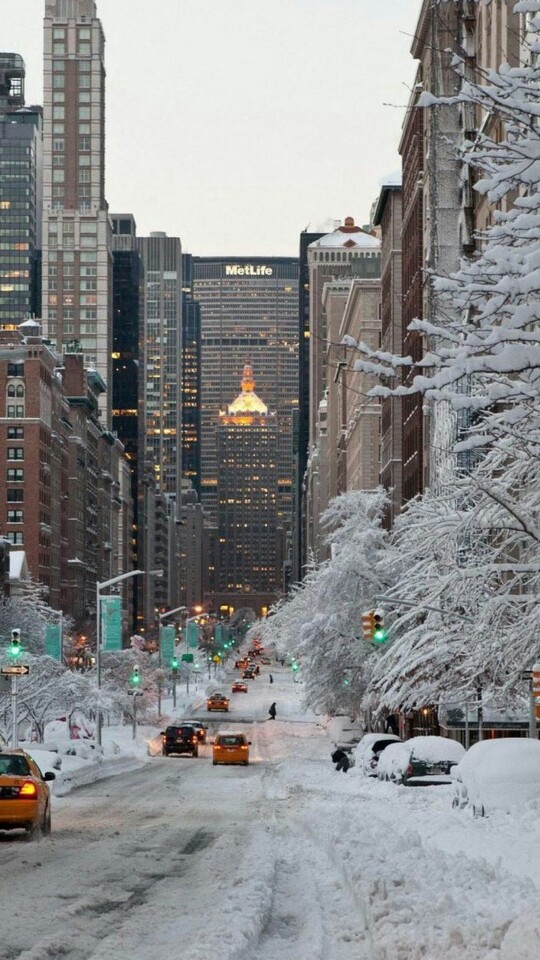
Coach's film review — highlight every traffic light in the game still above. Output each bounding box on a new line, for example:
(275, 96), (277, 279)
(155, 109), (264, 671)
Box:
(171, 657), (178, 670)
(372, 610), (387, 645)
(362, 610), (375, 642)
(291, 659), (299, 672)
(130, 665), (141, 687)
(9, 629), (21, 658)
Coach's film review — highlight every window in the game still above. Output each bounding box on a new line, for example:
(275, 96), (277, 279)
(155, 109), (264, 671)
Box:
(79, 74), (91, 89)
(6, 533), (23, 545)
(53, 92), (65, 103)
(79, 154), (91, 166)
(53, 123), (64, 135)
(79, 169), (91, 183)
(53, 28), (65, 39)
(78, 43), (91, 56)
(7, 490), (24, 502)
(79, 60), (91, 72)
(7, 448), (24, 460)
(79, 123), (90, 134)
(7, 384), (24, 398)
(53, 43), (66, 55)
(53, 74), (65, 89)
(79, 135), (90, 151)
(53, 170), (65, 183)
(79, 107), (90, 120)
(7, 510), (23, 524)
(7, 427), (23, 439)
(53, 107), (65, 120)
(53, 139), (65, 151)
(7, 469), (24, 482)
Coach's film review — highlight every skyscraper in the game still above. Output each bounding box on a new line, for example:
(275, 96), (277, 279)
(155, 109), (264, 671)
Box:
(191, 256), (299, 530)
(42, 0), (112, 421)
(0, 54), (42, 327)
(181, 253), (201, 498)
(216, 364), (278, 614)
(137, 232), (182, 504)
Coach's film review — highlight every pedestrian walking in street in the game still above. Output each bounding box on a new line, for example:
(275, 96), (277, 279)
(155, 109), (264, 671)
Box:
(331, 747), (350, 773)
(269, 674), (274, 684)
(268, 702), (277, 720)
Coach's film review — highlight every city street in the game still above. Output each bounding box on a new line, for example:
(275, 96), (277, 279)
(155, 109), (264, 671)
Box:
(1, 664), (539, 960)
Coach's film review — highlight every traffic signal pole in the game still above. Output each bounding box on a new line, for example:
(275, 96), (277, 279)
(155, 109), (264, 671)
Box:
(11, 675), (18, 748)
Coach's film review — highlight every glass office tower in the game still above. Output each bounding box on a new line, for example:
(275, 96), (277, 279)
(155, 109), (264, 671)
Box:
(192, 256), (299, 527)
(0, 54), (42, 327)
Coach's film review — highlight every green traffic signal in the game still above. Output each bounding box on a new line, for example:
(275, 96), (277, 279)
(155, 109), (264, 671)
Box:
(291, 661), (299, 672)
(171, 657), (178, 669)
(130, 666), (141, 686)
(373, 628), (387, 644)
(9, 629), (21, 658)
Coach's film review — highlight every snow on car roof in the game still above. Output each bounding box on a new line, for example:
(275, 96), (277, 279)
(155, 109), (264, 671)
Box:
(406, 736), (465, 762)
(456, 737), (540, 778)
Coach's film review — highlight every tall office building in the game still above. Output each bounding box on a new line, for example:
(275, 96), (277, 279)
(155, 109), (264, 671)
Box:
(42, 0), (112, 421)
(0, 55), (43, 327)
(181, 254), (201, 497)
(137, 232), (182, 503)
(216, 364), (278, 614)
(111, 213), (142, 627)
(192, 257), (299, 528)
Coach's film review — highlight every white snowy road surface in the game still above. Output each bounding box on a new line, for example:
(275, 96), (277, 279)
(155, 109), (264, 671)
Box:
(1, 664), (539, 959)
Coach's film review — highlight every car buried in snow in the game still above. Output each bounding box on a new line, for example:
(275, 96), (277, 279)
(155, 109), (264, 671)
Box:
(378, 736), (465, 786)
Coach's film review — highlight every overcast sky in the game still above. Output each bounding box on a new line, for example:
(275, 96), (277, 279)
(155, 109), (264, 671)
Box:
(3, 0), (421, 256)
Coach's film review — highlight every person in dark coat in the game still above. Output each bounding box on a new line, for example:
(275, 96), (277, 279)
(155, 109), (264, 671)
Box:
(269, 674), (274, 684)
(268, 702), (277, 720)
(385, 713), (399, 736)
(331, 747), (350, 773)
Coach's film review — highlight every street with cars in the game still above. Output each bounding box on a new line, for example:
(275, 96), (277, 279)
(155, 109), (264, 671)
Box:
(1, 653), (540, 959)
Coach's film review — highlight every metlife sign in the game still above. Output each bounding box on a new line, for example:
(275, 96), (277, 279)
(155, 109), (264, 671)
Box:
(225, 264), (274, 277)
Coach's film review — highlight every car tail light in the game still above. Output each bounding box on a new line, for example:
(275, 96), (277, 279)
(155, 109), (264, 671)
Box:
(192, 737), (197, 743)
(241, 745), (248, 750)
(406, 764), (414, 777)
(19, 781), (37, 798)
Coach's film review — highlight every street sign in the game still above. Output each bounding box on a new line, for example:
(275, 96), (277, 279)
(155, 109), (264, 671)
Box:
(1, 665), (30, 676)
(181, 653), (194, 663)
(127, 689), (143, 696)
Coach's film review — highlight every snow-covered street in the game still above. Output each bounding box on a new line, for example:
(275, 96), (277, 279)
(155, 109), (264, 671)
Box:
(1, 662), (539, 960)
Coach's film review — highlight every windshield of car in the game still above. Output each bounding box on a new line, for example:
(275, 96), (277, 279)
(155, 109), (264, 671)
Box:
(218, 736), (244, 746)
(0, 755), (31, 776)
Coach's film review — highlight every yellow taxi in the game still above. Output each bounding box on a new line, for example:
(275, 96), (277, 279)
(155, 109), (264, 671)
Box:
(206, 693), (230, 712)
(213, 732), (251, 766)
(0, 749), (55, 838)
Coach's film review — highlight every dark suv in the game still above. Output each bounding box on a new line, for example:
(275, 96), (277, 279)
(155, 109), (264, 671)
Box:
(161, 724), (199, 757)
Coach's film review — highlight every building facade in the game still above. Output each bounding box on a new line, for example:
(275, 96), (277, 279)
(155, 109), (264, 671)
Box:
(0, 54), (42, 328)
(181, 254), (201, 497)
(191, 257), (299, 534)
(305, 219), (381, 561)
(41, 0), (112, 422)
(137, 232), (182, 504)
(372, 180), (403, 526)
(215, 365), (278, 615)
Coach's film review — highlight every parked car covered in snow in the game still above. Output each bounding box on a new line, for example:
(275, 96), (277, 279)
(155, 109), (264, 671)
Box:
(378, 736), (465, 786)
(354, 733), (402, 776)
(452, 737), (540, 816)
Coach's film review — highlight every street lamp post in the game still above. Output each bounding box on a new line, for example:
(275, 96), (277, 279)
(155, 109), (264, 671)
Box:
(157, 606), (186, 714)
(96, 568), (163, 747)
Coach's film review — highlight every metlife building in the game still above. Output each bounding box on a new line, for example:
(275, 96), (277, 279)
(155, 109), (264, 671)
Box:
(192, 257), (299, 528)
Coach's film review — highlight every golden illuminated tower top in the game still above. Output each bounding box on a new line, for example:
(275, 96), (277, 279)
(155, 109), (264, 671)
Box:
(227, 364), (268, 417)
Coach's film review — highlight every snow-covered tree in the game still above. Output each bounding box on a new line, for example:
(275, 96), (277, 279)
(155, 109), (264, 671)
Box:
(345, 1), (540, 715)
(256, 489), (394, 716)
